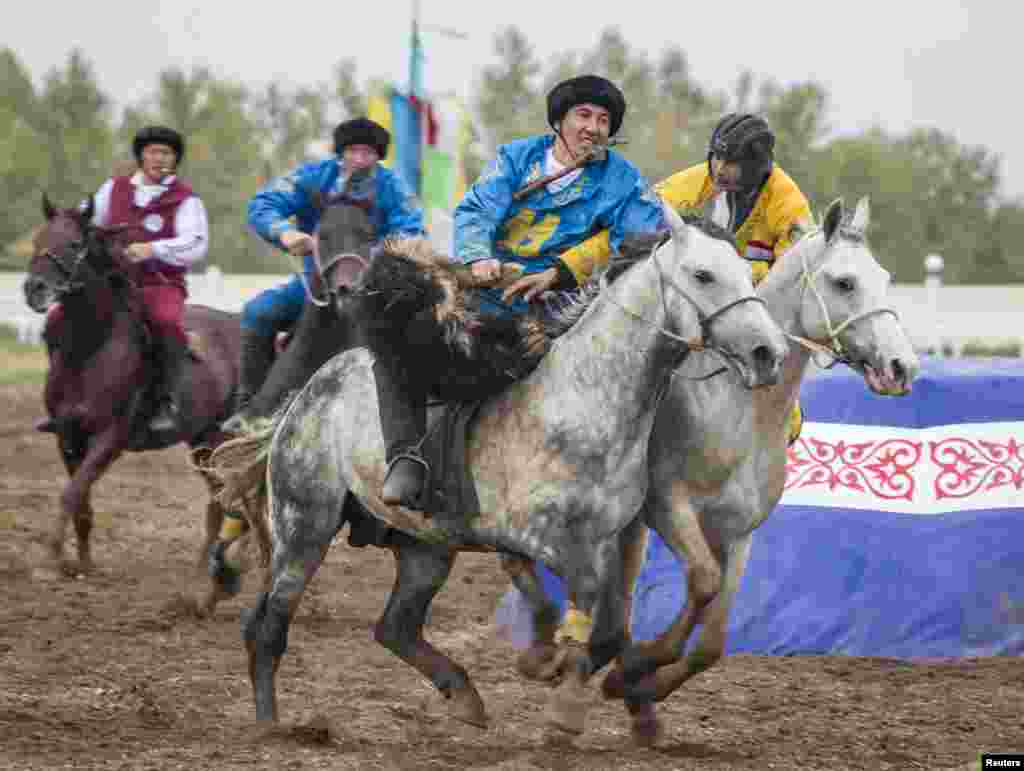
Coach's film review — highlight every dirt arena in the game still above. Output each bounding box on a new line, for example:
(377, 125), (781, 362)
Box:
(0, 380), (1017, 770)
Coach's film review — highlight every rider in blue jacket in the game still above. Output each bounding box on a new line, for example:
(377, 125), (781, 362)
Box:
(231, 117), (425, 419)
(379, 75), (666, 509)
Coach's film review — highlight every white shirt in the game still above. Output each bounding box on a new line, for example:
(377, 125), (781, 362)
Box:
(91, 172), (209, 268)
(544, 148), (584, 194)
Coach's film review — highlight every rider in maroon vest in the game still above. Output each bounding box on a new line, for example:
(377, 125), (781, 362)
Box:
(91, 126), (209, 433)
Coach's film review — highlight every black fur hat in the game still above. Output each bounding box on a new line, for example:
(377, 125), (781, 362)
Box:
(333, 117), (390, 158)
(132, 125), (185, 164)
(547, 75), (626, 137)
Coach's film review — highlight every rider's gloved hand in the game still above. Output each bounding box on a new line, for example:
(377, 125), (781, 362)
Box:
(279, 230), (315, 257)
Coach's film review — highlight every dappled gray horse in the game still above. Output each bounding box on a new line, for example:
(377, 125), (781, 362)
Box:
(514, 197), (920, 744)
(209, 202), (789, 734)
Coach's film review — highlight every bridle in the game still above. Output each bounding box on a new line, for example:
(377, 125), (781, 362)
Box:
(787, 227), (900, 369)
(601, 232), (768, 380)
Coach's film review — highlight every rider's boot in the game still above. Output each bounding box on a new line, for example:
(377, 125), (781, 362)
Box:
(373, 358), (429, 508)
(221, 327), (276, 432)
(207, 509), (247, 595)
(149, 333), (190, 434)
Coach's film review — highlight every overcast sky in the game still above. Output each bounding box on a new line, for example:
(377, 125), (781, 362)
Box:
(5, 0), (1018, 199)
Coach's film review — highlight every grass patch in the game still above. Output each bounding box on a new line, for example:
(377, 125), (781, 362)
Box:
(0, 324), (47, 386)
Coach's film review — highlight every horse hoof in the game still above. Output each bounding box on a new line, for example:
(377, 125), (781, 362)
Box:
(601, 667), (626, 700)
(447, 686), (489, 729)
(516, 643), (564, 682)
(629, 704), (662, 747)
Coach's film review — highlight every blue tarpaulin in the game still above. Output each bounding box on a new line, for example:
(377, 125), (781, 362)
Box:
(495, 357), (1024, 657)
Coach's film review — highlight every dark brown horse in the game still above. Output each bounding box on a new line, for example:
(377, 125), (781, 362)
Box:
(22, 194), (242, 586)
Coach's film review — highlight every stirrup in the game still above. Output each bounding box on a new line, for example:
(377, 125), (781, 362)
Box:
(382, 451), (430, 507)
(149, 400), (179, 433)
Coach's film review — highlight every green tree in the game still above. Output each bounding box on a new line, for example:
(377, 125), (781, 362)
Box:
(476, 26), (543, 147)
(0, 48), (50, 260)
(34, 49), (115, 209)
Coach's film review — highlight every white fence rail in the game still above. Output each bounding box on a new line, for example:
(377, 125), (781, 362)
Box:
(4, 270), (1024, 354)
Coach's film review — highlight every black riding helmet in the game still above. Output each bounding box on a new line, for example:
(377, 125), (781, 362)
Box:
(132, 125), (185, 165)
(546, 75), (627, 138)
(707, 113), (775, 191)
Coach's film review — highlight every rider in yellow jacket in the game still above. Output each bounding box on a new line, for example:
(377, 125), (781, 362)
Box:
(561, 112), (813, 445)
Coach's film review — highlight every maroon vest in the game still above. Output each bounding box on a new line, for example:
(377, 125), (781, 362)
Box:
(107, 175), (195, 278)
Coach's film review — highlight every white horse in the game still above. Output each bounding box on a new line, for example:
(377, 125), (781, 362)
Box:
(510, 197), (921, 744)
(207, 203), (790, 734)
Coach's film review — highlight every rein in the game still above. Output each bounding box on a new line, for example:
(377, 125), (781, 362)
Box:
(600, 235), (767, 381)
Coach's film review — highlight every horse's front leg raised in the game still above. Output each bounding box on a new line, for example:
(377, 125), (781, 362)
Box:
(604, 487), (723, 745)
(51, 426), (125, 574)
(375, 533), (488, 728)
(644, 532), (752, 702)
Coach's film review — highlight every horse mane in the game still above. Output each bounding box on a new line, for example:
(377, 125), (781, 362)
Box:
(544, 216), (736, 339)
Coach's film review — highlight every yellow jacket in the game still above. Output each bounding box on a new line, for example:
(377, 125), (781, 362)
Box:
(560, 163), (814, 286)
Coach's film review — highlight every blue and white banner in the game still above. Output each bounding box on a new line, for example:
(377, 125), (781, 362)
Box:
(495, 358), (1024, 657)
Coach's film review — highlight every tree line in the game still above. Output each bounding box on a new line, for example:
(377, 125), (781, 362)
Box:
(2, 28), (1021, 283)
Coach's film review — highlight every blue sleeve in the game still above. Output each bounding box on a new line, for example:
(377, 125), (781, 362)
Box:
(604, 170), (667, 255)
(379, 173), (426, 238)
(247, 164), (317, 247)
(453, 146), (518, 264)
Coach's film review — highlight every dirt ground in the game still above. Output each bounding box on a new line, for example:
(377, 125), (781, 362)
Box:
(0, 381), (1018, 771)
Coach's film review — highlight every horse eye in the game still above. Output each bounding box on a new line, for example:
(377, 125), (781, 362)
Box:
(694, 269), (714, 285)
(833, 276), (856, 294)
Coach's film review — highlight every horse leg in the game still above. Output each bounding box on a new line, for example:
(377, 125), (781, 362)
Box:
(52, 428), (123, 574)
(546, 537), (626, 737)
(541, 516), (648, 682)
(607, 491), (723, 738)
(645, 533), (752, 702)
(500, 554), (564, 681)
(375, 537), (488, 728)
(243, 537), (330, 723)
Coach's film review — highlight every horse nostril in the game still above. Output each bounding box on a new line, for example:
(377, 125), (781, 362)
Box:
(752, 344), (773, 367)
(891, 358), (906, 384)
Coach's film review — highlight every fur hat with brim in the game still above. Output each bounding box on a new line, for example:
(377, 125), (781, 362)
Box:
(333, 118), (390, 158)
(547, 75), (626, 137)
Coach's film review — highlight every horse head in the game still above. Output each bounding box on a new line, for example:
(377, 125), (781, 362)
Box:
(23, 193), (111, 313)
(648, 200), (789, 388)
(309, 189), (376, 308)
(787, 197), (919, 395)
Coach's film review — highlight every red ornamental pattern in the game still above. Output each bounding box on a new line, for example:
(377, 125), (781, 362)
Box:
(785, 434), (1024, 501)
(785, 438), (921, 500)
(931, 437), (1024, 499)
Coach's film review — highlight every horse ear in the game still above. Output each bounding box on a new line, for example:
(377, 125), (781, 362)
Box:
(77, 193), (95, 226)
(708, 193), (730, 232)
(849, 196), (871, 235)
(42, 192), (56, 221)
(823, 198), (844, 243)
(660, 199), (690, 251)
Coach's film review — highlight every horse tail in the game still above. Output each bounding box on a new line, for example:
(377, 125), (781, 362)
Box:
(205, 400), (293, 525)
